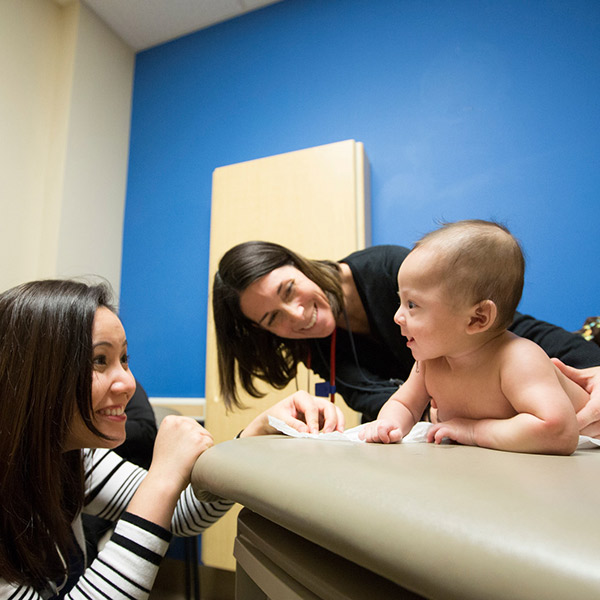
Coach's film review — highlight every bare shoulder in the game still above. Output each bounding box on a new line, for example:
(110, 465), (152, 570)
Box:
(496, 332), (557, 386)
(498, 330), (590, 413)
(499, 331), (550, 362)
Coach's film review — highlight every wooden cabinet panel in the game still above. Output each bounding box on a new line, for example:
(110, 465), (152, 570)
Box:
(202, 139), (370, 569)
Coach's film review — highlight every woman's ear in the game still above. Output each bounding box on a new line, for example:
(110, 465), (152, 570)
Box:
(466, 299), (497, 334)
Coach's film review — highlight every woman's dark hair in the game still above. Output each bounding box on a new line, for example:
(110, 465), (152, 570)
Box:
(213, 241), (344, 410)
(0, 279), (115, 589)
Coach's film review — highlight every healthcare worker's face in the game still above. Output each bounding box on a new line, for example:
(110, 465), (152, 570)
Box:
(239, 265), (337, 339)
(64, 307), (136, 451)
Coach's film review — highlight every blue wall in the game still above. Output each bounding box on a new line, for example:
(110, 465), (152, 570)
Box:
(121, 0), (600, 397)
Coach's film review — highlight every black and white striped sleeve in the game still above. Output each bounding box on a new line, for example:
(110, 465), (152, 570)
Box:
(0, 449), (233, 599)
(69, 512), (171, 599)
(0, 512), (171, 600)
(83, 448), (233, 535)
(171, 485), (233, 536)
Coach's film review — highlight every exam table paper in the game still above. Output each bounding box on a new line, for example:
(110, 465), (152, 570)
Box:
(268, 416), (432, 443)
(268, 416), (600, 449)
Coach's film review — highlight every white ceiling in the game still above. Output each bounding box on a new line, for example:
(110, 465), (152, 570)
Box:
(81, 0), (284, 52)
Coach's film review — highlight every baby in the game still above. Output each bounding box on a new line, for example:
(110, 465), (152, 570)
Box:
(360, 219), (589, 455)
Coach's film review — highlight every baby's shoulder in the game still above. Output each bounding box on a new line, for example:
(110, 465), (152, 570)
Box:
(497, 331), (551, 368)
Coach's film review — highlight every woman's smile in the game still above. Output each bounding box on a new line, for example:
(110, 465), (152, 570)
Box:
(300, 306), (318, 331)
(96, 405), (127, 419)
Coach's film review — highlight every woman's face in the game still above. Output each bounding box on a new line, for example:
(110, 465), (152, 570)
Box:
(64, 306), (136, 451)
(239, 265), (337, 339)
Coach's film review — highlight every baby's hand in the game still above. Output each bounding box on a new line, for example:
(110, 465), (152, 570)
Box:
(359, 419), (403, 444)
(427, 419), (476, 446)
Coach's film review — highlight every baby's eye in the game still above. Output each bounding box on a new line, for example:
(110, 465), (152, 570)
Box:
(407, 301), (416, 309)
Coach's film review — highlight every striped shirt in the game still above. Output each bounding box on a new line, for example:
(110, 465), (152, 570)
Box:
(1, 448), (233, 600)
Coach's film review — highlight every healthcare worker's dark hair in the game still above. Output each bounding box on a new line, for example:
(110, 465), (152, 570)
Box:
(212, 241), (344, 409)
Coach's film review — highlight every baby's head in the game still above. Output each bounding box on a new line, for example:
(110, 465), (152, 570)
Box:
(412, 220), (525, 330)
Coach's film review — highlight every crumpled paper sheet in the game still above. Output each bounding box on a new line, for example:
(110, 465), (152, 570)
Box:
(268, 416), (432, 444)
(268, 415), (600, 449)
(578, 435), (600, 449)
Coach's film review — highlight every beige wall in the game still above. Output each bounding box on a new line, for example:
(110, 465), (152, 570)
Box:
(0, 0), (134, 301)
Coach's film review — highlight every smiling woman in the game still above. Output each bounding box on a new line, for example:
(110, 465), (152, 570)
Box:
(64, 306), (136, 452)
(0, 279), (233, 599)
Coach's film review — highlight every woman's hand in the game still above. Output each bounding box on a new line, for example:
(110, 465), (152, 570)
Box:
(240, 391), (345, 437)
(149, 415), (214, 490)
(552, 360), (600, 437)
(128, 416), (214, 528)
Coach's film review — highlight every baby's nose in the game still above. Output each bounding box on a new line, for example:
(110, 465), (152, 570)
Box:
(394, 306), (405, 325)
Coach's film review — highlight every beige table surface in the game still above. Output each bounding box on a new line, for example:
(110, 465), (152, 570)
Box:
(191, 435), (600, 600)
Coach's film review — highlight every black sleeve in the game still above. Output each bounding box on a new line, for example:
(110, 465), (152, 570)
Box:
(310, 334), (402, 423)
(510, 312), (600, 368)
(114, 380), (158, 470)
(334, 367), (399, 423)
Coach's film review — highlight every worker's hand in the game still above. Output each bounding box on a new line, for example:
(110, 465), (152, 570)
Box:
(552, 360), (600, 437)
(241, 391), (345, 437)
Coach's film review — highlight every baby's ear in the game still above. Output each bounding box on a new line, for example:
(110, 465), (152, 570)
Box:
(466, 299), (497, 334)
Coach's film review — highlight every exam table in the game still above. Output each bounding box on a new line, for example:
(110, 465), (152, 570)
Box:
(191, 435), (600, 599)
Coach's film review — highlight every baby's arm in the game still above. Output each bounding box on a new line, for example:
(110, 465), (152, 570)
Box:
(431, 340), (580, 455)
(360, 363), (430, 443)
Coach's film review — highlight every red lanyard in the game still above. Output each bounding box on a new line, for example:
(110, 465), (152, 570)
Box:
(329, 328), (337, 403)
(306, 328), (337, 403)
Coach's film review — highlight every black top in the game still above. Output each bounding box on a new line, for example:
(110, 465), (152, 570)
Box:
(116, 380), (157, 470)
(309, 245), (600, 422)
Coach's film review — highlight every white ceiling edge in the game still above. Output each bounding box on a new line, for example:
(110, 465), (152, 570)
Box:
(81, 0), (284, 52)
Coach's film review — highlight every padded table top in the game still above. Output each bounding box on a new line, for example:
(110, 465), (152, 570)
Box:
(191, 436), (600, 600)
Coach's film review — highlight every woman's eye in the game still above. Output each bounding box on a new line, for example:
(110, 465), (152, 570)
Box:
(93, 355), (107, 367)
(121, 353), (130, 367)
(285, 280), (294, 299)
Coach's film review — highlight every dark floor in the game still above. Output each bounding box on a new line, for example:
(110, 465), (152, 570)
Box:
(149, 560), (235, 600)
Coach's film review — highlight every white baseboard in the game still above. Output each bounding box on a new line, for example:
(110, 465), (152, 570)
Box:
(150, 397), (206, 422)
